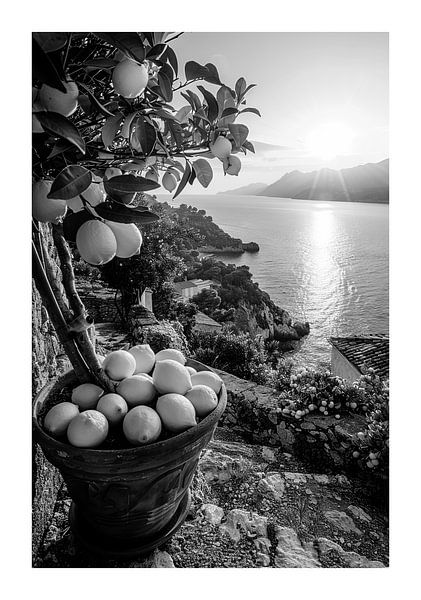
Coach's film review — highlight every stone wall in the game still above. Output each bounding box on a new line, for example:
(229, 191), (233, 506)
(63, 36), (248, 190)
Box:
(216, 369), (384, 489)
(76, 281), (122, 324)
(32, 224), (69, 557)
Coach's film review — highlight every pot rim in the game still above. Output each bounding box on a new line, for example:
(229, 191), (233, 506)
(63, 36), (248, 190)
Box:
(33, 358), (226, 458)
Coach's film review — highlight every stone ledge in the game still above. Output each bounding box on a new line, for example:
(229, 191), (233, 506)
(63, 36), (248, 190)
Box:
(215, 368), (380, 484)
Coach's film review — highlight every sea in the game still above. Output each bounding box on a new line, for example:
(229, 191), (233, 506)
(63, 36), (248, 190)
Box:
(160, 194), (389, 369)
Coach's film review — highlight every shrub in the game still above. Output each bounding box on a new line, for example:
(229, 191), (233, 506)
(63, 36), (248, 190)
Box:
(189, 328), (272, 384)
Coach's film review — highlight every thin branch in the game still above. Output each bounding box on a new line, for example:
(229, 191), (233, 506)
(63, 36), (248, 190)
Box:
(165, 32), (184, 44)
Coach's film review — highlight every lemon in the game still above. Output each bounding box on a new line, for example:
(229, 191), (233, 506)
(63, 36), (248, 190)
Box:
(210, 136), (232, 160)
(32, 180), (67, 223)
(186, 366), (197, 376)
(38, 81), (79, 117)
(102, 350), (136, 381)
(224, 155), (242, 176)
(185, 385), (218, 418)
(155, 348), (186, 365)
(190, 371), (223, 394)
(162, 172), (177, 192)
(153, 359), (192, 395)
(156, 393), (197, 433)
(76, 220), (117, 265)
(67, 410), (109, 448)
(123, 406), (162, 445)
(112, 60), (149, 99)
(105, 221), (142, 258)
(44, 402), (79, 437)
(71, 383), (104, 410)
(117, 374), (156, 407)
(128, 344), (156, 374)
(104, 167), (122, 179)
(96, 393), (128, 425)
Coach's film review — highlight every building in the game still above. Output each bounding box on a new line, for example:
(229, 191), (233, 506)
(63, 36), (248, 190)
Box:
(193, 311), (223, 333)
(173, 279), (217, 301)
(329, 335), (389, 383)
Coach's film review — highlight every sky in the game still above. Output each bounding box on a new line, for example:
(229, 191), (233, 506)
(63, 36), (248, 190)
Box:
(168, 32), (389, 193)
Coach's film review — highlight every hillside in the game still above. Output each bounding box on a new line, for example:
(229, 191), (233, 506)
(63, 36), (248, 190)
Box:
(222, 159), (389, 204)
(219, 183), (268, 196)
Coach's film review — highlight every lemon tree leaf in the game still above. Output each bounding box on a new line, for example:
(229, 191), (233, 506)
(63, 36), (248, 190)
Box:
(104, 174), (160, 195)
(163, 45), (178, 77)
(173, 161), (192, 199)
(36, 112), (86, 154)
(102, 112), (123, 148)
(47, 140), (74, 160)
(239, 107), (261, 117)
(197, 85), (219, 123)
(221, 107), (238, 118)
(193, 159), (213, 188)
(147, 43), (167, 60)
(185, 60), (208, 81)
(130, 116), (157, 155)
(217, 86), (236, 116)
(48, 166), (92, 200)
(228, 123), (249, 147)
(33, 32), (69, 53)
(94, 32), (145, 63)
(235, 77), (247, 101)
(32, 37), (66, 92)
(204, 63), (222, 85)
(63, 209), (96, 242)
(242, 140), (255, 153)
(94, 202), (159, 224)
(157, 63), (174, 102)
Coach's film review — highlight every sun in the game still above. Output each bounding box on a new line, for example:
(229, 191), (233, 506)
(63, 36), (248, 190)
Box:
(304, 122), (355, 161)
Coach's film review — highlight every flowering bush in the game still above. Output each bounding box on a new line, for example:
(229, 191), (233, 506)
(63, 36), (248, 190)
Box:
(275, 367), (362, 420)
(274, 365), (389, 474)
(349, 369), (389, 474)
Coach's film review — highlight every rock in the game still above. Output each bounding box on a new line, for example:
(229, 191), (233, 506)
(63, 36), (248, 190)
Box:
(262, 446), (277, 463)
(333, 474), (351, 486)
(313, 474), (330, 485)
(242, 241), (260, 252)
(276, 421), (295, 448)
(200, 503), (224, 526)
(253, 537), (272, 566)
(317, 538), (384, 568)
(151, 550), (175, 568)
(219, 509), (268, 543)
(199, 450), (251, 483)
(257, 474), (285, 501)
(130, 549), (175, 568)
(274, 526), (321, 568)
(324, 510), (363, 535)
(293, 321), (310, 338)
(284, 472), (307, 484)
(347, 505), (372, 523)
(300, 421), (316, 431)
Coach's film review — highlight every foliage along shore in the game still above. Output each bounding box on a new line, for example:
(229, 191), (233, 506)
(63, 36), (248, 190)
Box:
(96, 195), (309, 353)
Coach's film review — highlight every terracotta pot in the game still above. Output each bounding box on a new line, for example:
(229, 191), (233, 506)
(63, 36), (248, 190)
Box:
(33, 359), (226, 558)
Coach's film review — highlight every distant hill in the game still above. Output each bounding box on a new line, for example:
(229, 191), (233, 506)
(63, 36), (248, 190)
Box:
(222, 159), (389, 204)
(220, 182), (268, 196)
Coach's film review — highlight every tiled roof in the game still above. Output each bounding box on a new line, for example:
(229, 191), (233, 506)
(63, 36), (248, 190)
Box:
(330, 335), (389, 379)
(174, 281), (198, 290)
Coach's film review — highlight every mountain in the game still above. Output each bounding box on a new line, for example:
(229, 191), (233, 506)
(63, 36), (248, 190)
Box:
(260, 159), (389, 203)
(220, 182), (268, 196)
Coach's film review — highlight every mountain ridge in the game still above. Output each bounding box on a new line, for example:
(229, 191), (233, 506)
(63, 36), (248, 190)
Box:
(221, 159), (389, 203)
